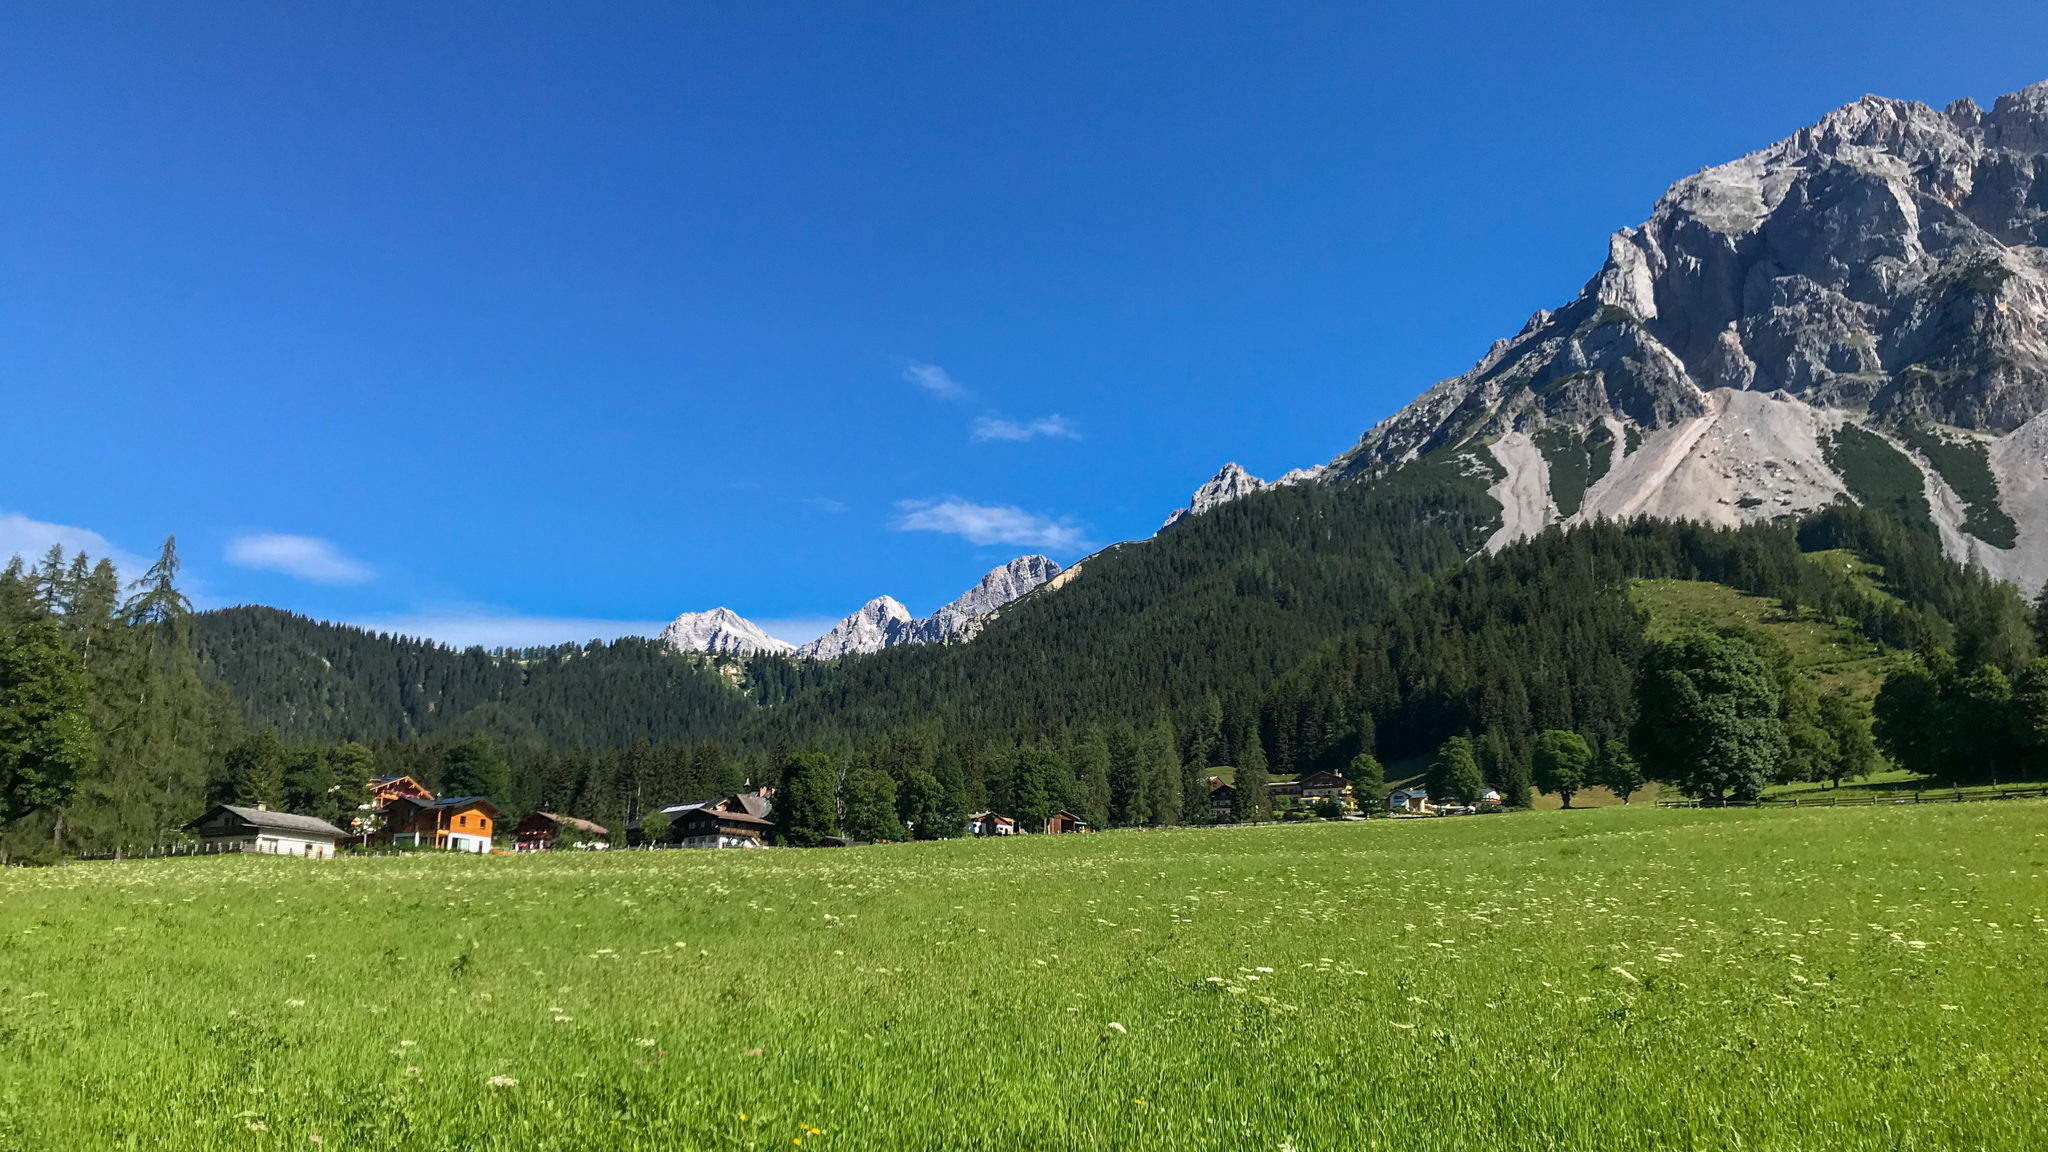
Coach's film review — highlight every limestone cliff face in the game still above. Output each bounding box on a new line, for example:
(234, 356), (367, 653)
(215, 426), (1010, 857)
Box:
(1299, 80), (2048, 589)
(796, 596), (917, 660)
(907, 555), (1063, 644)
(656, 607), (794, 658)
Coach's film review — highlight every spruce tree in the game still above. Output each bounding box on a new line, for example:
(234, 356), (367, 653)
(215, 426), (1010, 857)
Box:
(1146, 717), (1182, 826)
(1233, 739), (1271, 822)
(0, 616), (97, 833)
(931, 746), (972, 838)
(442, 733), (510, 800)
(1068, 729), (1113, 830)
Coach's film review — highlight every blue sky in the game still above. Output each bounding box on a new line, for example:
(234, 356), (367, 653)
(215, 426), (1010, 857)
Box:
(6, 2), (2046, 647)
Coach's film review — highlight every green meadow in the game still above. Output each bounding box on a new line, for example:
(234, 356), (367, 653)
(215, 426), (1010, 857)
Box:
(2, 804), (2044, 1151)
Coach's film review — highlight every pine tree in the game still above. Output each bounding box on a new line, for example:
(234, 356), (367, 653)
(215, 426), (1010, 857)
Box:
(1146, 717), (1183, 826)
(1233, 739), (1271, 822)
(1106, 723), (1150, 826)
(1068, 729), (1113, 830)
(0, 615), (97, 843)
(442, 733), (510, 800)
(224, 727), (285, 808)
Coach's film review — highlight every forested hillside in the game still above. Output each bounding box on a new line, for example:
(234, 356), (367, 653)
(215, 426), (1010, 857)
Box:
(191, 608), (769, 747)
(1254, 504), (2034, 785)
(195, 464), (1504, 756)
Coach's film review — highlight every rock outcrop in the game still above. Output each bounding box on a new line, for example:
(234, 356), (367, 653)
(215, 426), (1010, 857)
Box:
(907, 554), (1064, 644)
(1309, 79), (2048, 589)
(667, 555), (1067, 663)
(797, 596), (917, 660)
(656, 607), (794, 658)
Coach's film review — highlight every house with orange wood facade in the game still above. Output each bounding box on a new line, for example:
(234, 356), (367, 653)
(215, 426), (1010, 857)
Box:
(377, 796), (501, 853)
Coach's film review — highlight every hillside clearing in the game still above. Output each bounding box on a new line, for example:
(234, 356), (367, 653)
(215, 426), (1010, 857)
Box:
(1629, 575), (1893, 700)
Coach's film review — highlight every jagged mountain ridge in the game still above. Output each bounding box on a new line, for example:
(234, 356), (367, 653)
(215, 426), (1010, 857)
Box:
(1168, 79), (2048, 592)
(655, 606), (794, 658)
(797, 596), (916, 660)
(661, 555), (1065, 662)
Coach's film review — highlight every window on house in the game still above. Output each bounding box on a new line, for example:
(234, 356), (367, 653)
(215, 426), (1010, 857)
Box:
(459, 816), (468, 827)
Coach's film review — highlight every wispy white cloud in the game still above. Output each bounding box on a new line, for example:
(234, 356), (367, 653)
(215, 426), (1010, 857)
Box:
(0, 512), (150, 578)
(893, 498), (1090, 551)
(226, 533), (374, 584)
(347, 613), (668, 651)
(904, 361), (968, 401)
(971, 413), (1081, 443)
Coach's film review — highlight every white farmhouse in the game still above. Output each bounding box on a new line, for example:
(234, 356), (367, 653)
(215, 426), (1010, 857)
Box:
(186, 804), (350, 858)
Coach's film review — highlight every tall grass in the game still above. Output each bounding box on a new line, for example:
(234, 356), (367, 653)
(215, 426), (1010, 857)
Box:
(2, 804), (2043, 1150)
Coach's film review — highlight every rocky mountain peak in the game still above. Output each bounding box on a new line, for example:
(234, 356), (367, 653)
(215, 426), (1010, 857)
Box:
(911, 555), (1063, 644)
(657, 606), (794, 658)
(1315, 77), (2048, 592)
(797, 596), (915, 661)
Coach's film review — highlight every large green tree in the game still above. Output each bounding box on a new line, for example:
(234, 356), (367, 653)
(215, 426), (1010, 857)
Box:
(1427, 735), (1485, 803)
(776, 751), (839, 846)
(1814, 690), (1881, 789)
(1232, 739), (1271, 822)
(1633, 631), (1785, 802)
(1529, 730), (1591, 808)
(441, 733), (511, 800)
(0, 616), (97, 834)
(840, 762), (902, 842)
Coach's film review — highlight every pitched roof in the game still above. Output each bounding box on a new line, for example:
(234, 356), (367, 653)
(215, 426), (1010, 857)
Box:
(528, 812), (609, 836)
(190, 804), (349, 840)
(679, 807), (774, 829)
(396, 795), (503, 816)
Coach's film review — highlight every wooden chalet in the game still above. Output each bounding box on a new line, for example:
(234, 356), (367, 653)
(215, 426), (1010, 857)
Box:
(186, 804), (349, 857)
(671, 805), (774, 849)
(1208, 781), (1237, 821)
(512, 811), (610, 852)
(967, 811), (1016, 837)
(1043, 810), (1091, 834)
(1268, 769), (1355, 811)
(369, 775), (434, 808)
(378, 796), (501, 852)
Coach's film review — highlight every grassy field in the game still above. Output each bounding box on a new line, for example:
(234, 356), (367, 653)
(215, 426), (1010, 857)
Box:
(3, 804), (2045, 1150)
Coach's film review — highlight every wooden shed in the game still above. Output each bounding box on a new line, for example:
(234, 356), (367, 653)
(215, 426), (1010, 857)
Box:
(1043, 810), (1091, 834)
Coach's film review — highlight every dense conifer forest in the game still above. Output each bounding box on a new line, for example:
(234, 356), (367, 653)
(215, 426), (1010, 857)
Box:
(8, 469), (2048, 855)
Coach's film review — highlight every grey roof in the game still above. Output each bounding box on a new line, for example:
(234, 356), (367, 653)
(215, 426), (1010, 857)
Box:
(394, 795), (501, 814)
(192, 804), (349, 840)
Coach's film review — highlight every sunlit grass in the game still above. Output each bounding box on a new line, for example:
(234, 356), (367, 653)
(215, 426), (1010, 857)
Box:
(2, 803), (2044, 1150)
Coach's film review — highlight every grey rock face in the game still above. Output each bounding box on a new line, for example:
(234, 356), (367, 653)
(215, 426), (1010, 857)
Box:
(657, 607), (795, 658)
(1161, 462), (1270, 529)
(788, 555), (1067, 661)
(908, 554), (1063, 644)
(796, 596), (916, 660)
(1316, 79), (2048, 591)
(1333, 80), (2048, 485)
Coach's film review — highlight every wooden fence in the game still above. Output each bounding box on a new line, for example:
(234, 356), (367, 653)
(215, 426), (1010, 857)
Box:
(1658, 786), (2048, 809)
